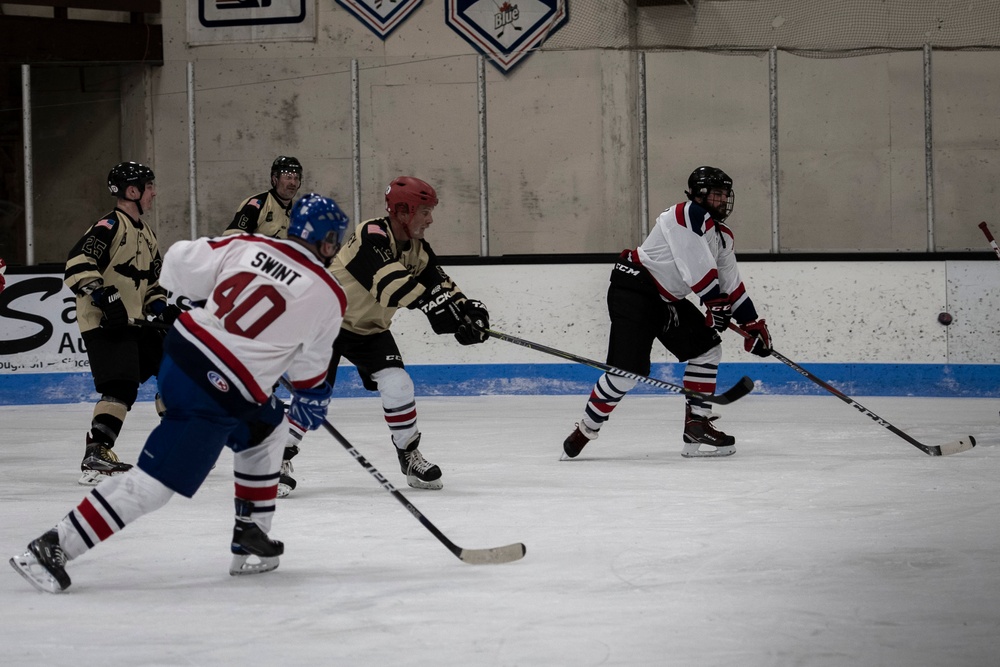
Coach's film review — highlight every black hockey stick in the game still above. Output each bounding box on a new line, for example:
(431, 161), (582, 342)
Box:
(728, 324), (976, 456)
(278, 378), (526, 565)
(979, 221), (1000, 260)
(484, 328), (754, 405)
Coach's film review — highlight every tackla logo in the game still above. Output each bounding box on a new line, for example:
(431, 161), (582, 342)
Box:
(335, 0), (424, 39)
(446, 0), (568, 73)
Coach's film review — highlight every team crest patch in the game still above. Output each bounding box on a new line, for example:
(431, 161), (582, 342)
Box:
(335, 0), (423, 39)
(445, 0), (568, 73)
(207, 371), (230, 392)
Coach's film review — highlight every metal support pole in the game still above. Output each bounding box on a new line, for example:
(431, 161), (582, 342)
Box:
(352, 59), (361, 229)
(769, 46), (779, 254)
(638, 51), (649, 239)
(923, 44), (935, 251)
(187, 61), (198, 239)
(21, 64), (34, 265)
(477, 55), (489, 257)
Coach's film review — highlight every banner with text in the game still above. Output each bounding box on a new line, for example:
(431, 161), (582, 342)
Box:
(188, 0), (317, 46)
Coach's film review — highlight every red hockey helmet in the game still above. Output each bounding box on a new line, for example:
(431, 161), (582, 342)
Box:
(385, 176), (438, 220)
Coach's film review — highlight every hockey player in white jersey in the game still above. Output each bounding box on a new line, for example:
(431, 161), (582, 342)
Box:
(562, 166), (772, 459)
(9, 193), (349, 593)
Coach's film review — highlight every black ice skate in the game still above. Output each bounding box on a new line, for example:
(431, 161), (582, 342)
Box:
(79, 437), (132, 486)
(681, 405), (736, 458)
(561, 422), (598, 460)
(277, 444), (299, 499)
(396, 434), (443, 490)
(230, 499), (284, 576)
(9, 529), (71, 593)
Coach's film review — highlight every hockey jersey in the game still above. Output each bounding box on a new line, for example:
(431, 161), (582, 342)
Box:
(159, 235), (347, 404)
(64, 208), (168, 333)
(223, 190), (293, 238)
(330, 217), (467, 336)
(634, 200), (759, 324)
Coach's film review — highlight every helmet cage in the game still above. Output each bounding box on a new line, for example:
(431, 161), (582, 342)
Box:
(685, 166), (735, 222)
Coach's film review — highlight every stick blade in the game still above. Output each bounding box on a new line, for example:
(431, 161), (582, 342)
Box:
(710, 375), (755, 405)
(458, 542), (527, 565)
(935, 436), (977, 456)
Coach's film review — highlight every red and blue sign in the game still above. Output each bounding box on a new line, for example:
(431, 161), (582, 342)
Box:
(335, 0), (424, 40)
(446, 0), (568, 73)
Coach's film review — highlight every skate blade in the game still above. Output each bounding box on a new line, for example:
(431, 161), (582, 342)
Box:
(9, 553), (68, 593)
(406, 475), (443, 490)
(681, 443), (736, 458)
(229, 554), (280, 576)
(78, 469), (127, 486)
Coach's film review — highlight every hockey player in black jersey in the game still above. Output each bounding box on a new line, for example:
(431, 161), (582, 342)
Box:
(562, 166), (772, 459)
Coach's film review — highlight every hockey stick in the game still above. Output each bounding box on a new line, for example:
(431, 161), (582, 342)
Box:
(978, 221), (1000, 260)
(484, 328), (754, 405)
(277, 378), (526, 565)
(727, 324), (975, 456)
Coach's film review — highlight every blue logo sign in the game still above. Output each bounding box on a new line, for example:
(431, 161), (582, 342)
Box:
(445, 0), (568, 73)
(335, 0), (424, 40)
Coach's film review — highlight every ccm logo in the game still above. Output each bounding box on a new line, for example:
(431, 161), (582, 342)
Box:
(614, 263), (640, 276)
(419, 293), (451, 312)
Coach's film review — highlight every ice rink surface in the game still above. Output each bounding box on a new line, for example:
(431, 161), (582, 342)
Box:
(2, 394), (999, 666)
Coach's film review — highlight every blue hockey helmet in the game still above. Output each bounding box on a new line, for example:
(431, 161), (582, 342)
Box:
(288, 193), (350, 248)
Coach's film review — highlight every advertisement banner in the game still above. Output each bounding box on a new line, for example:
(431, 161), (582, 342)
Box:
(188, 0), (316, 46)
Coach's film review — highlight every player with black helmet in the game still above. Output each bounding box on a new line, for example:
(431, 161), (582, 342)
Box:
(223, 155), (303, 238)
(561, 166), (772, 460)
(64, 161), (181, 485)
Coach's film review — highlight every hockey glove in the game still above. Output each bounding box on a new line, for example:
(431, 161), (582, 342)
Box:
(149, 300), (183, 327)
(455, 299), (490, 346)
(740, 319), (772, 357)
(412, 284), (464, 335)
(703, 295), (732, 332)
(92, 286), (129, 330)
(288, 381), (333, 431)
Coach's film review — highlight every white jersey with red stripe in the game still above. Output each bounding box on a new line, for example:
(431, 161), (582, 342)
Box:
(159, 235), (346, 403)
(635, 200), (758, 322)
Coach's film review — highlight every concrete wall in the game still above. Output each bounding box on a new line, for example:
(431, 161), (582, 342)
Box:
(10, 0), (1000, 263)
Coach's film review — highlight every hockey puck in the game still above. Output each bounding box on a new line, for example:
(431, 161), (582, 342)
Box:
(937, 312), (953, 326)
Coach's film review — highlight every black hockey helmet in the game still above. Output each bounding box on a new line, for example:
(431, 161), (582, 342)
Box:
(108, 161), (155, 198)
(271, 156), (303, 178)
(685, 166), (734, 222)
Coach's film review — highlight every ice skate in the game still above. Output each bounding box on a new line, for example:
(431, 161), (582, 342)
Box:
(230, 500), (283, 576)
(277, 444), (299, 498)
(681, 405), (735, 458)
(79, 438), (132, 486)
(9, 529), (71, 593)
(396, 434), (443, 490)
(561, 422), (598, 460)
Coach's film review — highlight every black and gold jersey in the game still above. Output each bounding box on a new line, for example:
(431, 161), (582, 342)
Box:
(223, 189), (293, 238)
(65, 208), (167, 333)
(330, 217), (464, 335)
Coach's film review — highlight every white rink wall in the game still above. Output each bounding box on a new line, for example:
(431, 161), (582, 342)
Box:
(392, 260), (1000, 365)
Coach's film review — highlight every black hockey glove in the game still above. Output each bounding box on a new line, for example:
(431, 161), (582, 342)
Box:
(455, 299), (490, 346)
(92, 286), (129, 330)
(740, 319), (772, 357)
(149, 300), (183, 327)
(412, 284), (463, 335)
(703, 295), (732, 332)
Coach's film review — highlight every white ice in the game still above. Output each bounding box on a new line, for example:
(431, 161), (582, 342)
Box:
(2, 394), (999, 666)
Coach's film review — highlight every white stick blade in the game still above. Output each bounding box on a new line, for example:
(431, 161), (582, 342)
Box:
(938, 436), (977, 456)
(458, 543), (527, 565)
